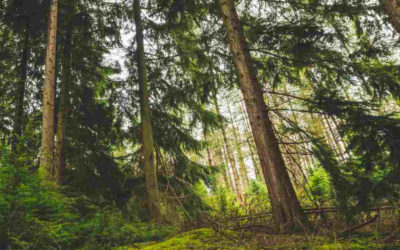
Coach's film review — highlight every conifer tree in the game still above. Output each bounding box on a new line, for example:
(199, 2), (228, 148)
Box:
(11, 14), (29, 152)
(55, 1), (74, 184)
(133, 0), (162, 222)
(40, 0), (58, 181)
(218, 0), (304, 229)
(2, 0), (46, 153)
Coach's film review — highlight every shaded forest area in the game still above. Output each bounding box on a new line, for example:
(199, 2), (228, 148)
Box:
(2, 0), (400, 249)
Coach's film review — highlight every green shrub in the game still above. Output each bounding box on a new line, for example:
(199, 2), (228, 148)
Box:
(0, 145), (77, 249)
(208, 186), (242, 217)
(307, 167), (333, 207)
(244, 180), (270, 213)
(0, 145), (177, 249)
(80, 209), (177, 249)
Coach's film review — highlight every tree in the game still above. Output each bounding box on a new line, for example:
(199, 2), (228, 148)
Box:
(133, 0), (162, 222)
(11, 14), (29, 152)
(40, 0), (58, 181)
(2, 0), (47, 153)
(55, 5), (73, 184)
(218, 0), (304, 229)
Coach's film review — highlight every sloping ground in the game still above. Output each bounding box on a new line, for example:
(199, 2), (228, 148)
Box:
(116, 228), (400, 249)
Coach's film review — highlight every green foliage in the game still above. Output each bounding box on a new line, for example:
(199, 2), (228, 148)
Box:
(307, 167), (333, 207)
(0, 145), (177, 249)
(308, 94), (400, 218)
(207, 186), (243, 218)
(204, 181), (271, 218)
(244, 180), (271, 213)
(80, 209), (177, 249)
(216, 187), (229, 214)
(0, 145), (77, 249)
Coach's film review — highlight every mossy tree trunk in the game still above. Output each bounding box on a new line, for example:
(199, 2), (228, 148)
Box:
(40, 0), (58, 181)
(134, 0), (162, 222)
(219, 0), (304, 230)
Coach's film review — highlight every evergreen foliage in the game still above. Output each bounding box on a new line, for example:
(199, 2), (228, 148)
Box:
(1, 0), (400, 247)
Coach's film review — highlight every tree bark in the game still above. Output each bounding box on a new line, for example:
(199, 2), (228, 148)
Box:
(214, 94), (244, 202)
(219, 0), (304, 230)
(55, 24), (72, 184)
(40, 0), (58, 181)
(134, 0), (162, 222)
(12, 17), (30, 152)
(382, 0), (400, 34)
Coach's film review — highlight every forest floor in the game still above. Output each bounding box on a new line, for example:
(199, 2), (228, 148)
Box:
(116, 227), (400, 249)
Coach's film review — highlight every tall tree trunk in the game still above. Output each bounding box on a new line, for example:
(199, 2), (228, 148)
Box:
(382, 0), (400, 34)
(12, 17), (30, 152)
(217, 147), (232, 190)
(55, 25), (72, 184)
(222, 143), (235, 192)
(247, 136), (262, 182)
(233, 128), (250, 188)
(134, 0), (162, 222)
(214, 94), (244, 202)
(226, 100), (250, 188)
(219, 0), (303, 229)
(40, 0), (58, 181)
(241, 100), (263, 183)
(227, 102), (249, 188)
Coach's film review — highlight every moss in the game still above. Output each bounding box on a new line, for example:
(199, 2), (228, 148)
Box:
(116, 228), (400, 250)
(120, 228), (245, 250)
